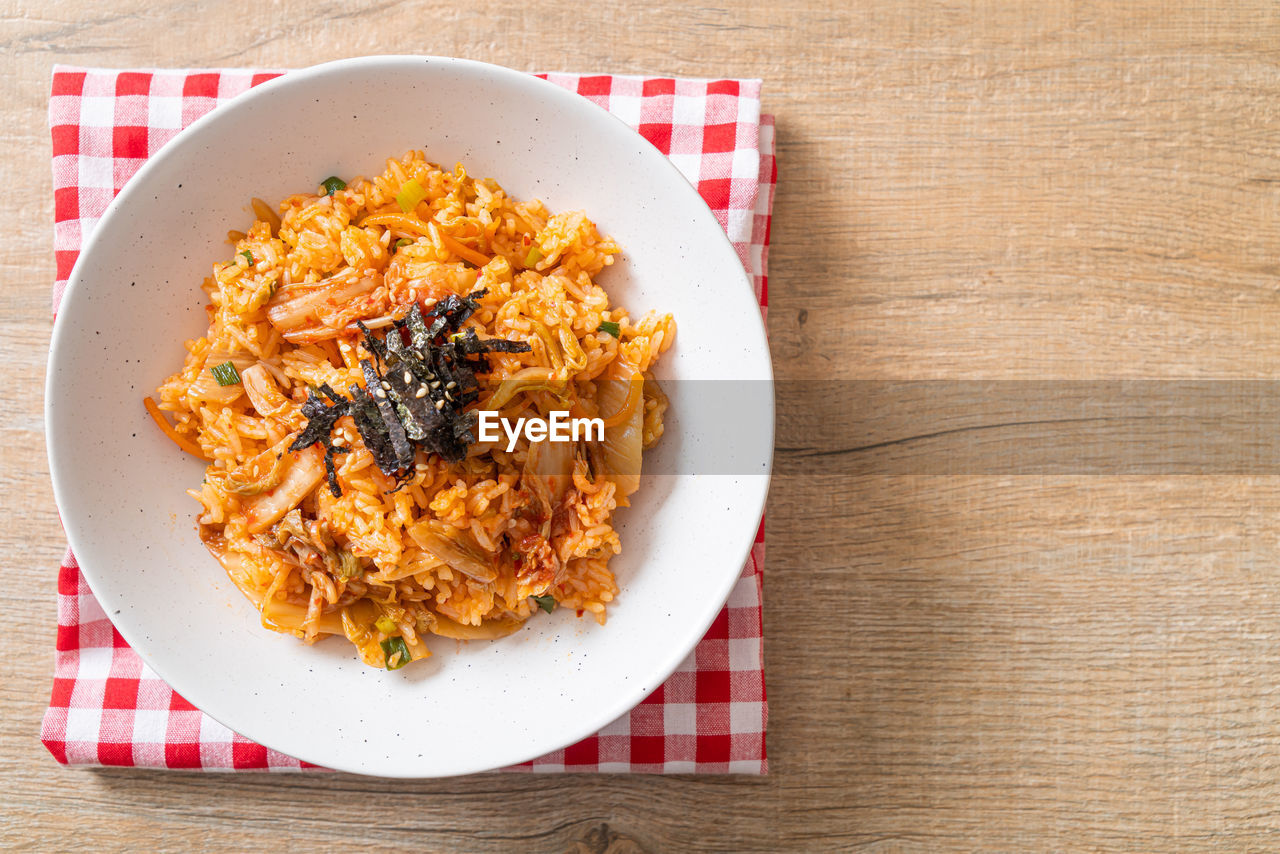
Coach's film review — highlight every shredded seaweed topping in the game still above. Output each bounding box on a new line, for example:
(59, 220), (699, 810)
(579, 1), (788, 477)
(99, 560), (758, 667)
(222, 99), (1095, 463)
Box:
(287, 383), (350, 496)
(289, 290), (532, 496)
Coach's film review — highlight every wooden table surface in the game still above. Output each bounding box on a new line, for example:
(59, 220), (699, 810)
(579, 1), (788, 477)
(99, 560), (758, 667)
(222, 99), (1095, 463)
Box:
(5, 1), (1280, 850)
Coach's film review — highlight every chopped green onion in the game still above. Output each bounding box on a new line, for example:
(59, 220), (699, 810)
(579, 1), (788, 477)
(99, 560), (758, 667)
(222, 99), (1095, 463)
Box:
(210, 361), (241, 387)
(395, 238), (413, 249)
(598, 320), (621, 338)
(239, 250), (254, 265)
(531, 594), (556, 614)
(321, 176), (346, 196)
(524, 247), (543, 267)
(375, 615), (397, 634)
(395, 178), (428, 213)
(380, 636), (411, 670)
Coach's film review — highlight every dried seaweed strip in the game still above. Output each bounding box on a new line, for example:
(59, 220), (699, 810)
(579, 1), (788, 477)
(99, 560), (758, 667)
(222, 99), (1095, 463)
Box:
(385, 364), (443, 443)
(290, 390), (348, 453)
(287, 387), (353, 498)
(322, 444), (342, 497)
(403, 303), (433, 351)
(356, 321), (386, 361)
(291, 294), (531, 494)
(349, 385), (398, 475)
(361, 359), (413, 472)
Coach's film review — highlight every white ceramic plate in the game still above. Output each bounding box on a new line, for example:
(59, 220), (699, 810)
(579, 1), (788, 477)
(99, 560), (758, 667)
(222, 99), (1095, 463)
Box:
(46, 56), (772, 777)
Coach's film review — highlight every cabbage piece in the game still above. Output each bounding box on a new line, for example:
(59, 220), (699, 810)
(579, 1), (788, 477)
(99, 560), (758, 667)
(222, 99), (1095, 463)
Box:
(265, 273), (378, 333)
(482, 367), (564, 411)
(198, 527), (263, 606)
(189, 347), (256, 404)
(427, 611), (526, 640)
(407, 519), (498, 583)
(597, 360), (643, 497)
(223, 444), (287, 497)
(240, 364), (294, 420)
(260, 597), (343, 635)
(265, 508), (363, 580)
(340, 600), (389, 667)
(525, 433), (575, 504)
(243, 445), (326, 533)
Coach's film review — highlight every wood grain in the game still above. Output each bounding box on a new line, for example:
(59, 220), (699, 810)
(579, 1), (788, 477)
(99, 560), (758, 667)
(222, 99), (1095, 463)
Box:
(4, 1), (1280, 850)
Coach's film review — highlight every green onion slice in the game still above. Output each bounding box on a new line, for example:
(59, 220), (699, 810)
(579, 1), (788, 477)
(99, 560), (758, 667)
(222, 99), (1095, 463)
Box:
(395, 178), (428, 213)
(210, 361), (241, 387)
(239, 250), (254, 265)
(380, 636), (411, 670)
(531, 594), (556, 614)
(321, 176), (346, 196)
(524, 247), (543, 267)
(598, 320), (621, 338)
(395, 238), (413, 249)
(375, 615), (397, 634)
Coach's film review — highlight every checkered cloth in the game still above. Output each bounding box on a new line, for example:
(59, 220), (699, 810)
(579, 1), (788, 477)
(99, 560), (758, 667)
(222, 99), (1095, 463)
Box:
(42, 66), (774, 774)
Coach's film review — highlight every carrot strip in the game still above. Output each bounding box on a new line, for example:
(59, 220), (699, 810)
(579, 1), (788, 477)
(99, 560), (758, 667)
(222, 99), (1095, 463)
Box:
(144, 397), (207, 459)
(437, 231), (491, 267)
(359, 212), (491, 267)
(359, 211), (431, 234)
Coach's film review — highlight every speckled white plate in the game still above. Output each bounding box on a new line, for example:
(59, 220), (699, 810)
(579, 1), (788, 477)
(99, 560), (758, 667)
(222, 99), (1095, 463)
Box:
(45, 56), (772, 777)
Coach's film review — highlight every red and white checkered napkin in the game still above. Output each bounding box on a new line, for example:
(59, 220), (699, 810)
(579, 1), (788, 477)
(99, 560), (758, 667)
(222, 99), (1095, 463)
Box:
(42, 67), (775, 774)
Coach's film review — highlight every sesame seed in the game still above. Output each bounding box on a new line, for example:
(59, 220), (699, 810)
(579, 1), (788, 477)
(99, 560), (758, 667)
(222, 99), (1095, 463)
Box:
(430, 380), (441, 389)
(381, 381), (391, 390)
(415, 387), (427, 399)
(445, 381), (457, 389)
(375, 388), (386, 398)
(331, 436), (345, 446)
(403, 371), (412, 383)
(434, 399), (444, 410)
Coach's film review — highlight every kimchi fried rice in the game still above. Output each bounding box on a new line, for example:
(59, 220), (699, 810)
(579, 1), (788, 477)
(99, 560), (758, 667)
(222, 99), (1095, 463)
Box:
(148, 151), (675, 670)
